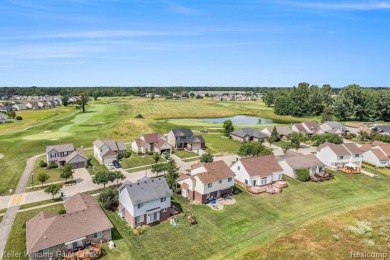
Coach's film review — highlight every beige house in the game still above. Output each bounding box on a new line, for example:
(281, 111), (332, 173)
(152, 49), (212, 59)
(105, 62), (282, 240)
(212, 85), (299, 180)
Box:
(26, 193), (113, 260)
(132, 133), (172, 154)
(46, 144), (88, 169)
(292, 121), (322, 135)
(178, 160), (234, 204)
(93, 139), (127, 164)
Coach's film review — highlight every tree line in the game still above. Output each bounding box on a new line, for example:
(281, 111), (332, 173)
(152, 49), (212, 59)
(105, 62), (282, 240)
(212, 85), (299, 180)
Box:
(264, 83), (390, 122)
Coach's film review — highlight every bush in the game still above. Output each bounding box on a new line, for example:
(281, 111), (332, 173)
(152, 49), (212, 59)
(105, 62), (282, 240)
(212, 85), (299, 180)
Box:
(174, 187), (181, 194)
(296, 169), (311, 182)
(58, 209), (66, 215)
(15, 116), (23, 120)
(47, 162), (58, 169)
(137, 151), (143, 156)
(39, 160), (47, 168)
(123, 151), (131, 158)
(135, 114), (144, 119)
(118, 154), (124, 160)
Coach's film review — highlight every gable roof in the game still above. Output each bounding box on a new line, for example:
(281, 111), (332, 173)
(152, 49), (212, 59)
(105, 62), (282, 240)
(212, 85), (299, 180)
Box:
(141, 133), (163, 144)
(155, 139), (171, 149)
(283, 154), (325, 170)
(239, 155), (283, 177)
(65, 150), (88, 163)
(375, 125), (390, 134)
(370, 148), (388, 161)
(230, 128), (268, 139)
(133, 138), (150, 148)
(292, 123), (306, 132)
(171, 128), (193, 137)
(46, 143), (74, 153)
(193, 160), (234, 184)
(187, 135), (205, 144)
(323, 121), (343, 129)
(317, 142), (361, 156)
(263, 126), (292, 136)
(344, 122), (363, 128)
(343, 143), (363, 154)
(26, 194), (113, 253)
(119, 177), (172, 205)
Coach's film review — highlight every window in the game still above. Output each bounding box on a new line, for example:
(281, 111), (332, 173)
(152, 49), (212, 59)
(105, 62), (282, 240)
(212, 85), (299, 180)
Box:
(244, 179), (248, 185)
(237, 166), (240, 170)
(261, 177), (267, 185)
(228, 177), (232, 182)
(136, 215), (144, 224)
(93, 231), (102, 239)
(160, 197), (166, 202)
(42, 249), (49, 256)
(339, 156), (344, 160)
(355, 154), (360, 158)
(219, 180), (222, 184)
(137, 203), (143, 209)
(163, 208), (167, 212)
(207, 183), (212, 188)
(278, 174), (282, 180)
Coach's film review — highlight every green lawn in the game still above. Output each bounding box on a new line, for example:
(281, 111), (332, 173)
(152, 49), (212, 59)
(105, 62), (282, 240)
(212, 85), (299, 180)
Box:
(3, 204), (65, 260)
(120, 151), (159, 169)
(202, 134), (241, 154)
(28, 155), (69, 187)
(97, 171), (390, 260)
(362, 162), (390, 175)
(173, 149), (198, 159)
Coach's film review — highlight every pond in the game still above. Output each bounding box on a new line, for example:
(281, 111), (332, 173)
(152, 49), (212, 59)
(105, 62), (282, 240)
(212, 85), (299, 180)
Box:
(172, 115), (274, 125)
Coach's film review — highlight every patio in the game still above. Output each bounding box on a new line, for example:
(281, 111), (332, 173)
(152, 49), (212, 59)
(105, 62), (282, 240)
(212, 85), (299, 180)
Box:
(206, 196), (236, 211)
(247, 180), (288, 195)
(63, 242), (103, 260)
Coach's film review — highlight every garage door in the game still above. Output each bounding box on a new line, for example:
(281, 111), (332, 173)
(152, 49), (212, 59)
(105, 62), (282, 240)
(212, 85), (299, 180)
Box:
(191, 143), (201, 151)
(72, 162), (85, 169)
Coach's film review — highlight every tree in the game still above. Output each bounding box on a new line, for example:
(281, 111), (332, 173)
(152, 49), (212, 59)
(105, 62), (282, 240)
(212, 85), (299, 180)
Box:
(223, 120), (234, 136)
(274, 94), (292, 115)
(78, 94), (89, 113)
(44, 184), (61, 199)
(287, 132), (306, 151)
(200, 152), (213, 163)
(153, 153), (161, 164)
(296, 169), (311, 182)
(39, 160), (47, 168)
(60, 163), (73, 183)
(151, 163), (166, 177)
(162, 151), (170, 161)
(92, 91), (100, 101)
(165, 159), (179, 189)
(62, 95), (69, 106)
(264, 91), (275, 106)
(269, 126), (279, 147)
(37, 172), (50, 188)
(321, 106), (334, 123)
(238, 142), (272, 157)
(6, 110), (16, 119)
(112, 171), (126, 185)
(92, 171), (115, 188)
(98, 187), (119, 210)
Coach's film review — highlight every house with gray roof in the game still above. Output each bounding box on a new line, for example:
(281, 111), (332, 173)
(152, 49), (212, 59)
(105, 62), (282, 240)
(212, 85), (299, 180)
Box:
(118, 177), (172, 228)
(230, 128), (268, 143)
(26, 193), (113, 260)
(320, 121), (345, 135)
(261, 126), (292, 139)
(0, 112), (7, 124)
(93, 139), (127, 164)
(46, 144), (88, 169)
(373, 125), (390, 135)
(12, 103), (28, 111)
(278, 151), (327, 180)
(167, 128), (205, 151)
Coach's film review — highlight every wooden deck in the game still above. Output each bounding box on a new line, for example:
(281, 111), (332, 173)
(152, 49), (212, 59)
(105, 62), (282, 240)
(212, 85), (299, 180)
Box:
(245, 181), (288, 195)
(63, 243), (102, 260)
(311, 172), (334, 182)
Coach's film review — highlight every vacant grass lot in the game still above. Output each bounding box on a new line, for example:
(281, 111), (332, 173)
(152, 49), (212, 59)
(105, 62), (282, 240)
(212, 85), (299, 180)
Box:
(3, 204), (65, 260)
(241, 202), (390, 259)
(120, 151), (158, 169)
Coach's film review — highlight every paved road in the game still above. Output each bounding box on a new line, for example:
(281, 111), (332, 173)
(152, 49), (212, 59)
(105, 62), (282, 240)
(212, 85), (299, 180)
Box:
(0, 153), (44, 258)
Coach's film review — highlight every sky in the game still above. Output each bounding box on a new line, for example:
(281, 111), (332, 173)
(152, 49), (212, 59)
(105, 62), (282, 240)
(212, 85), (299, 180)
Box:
(0, 0), (389, 87)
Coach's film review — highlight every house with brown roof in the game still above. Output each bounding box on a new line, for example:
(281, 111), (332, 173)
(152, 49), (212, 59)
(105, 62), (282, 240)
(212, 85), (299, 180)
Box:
(178, 160), (234, 204)
(46, 144), (88, 169)
(230, 155), (285, 193)
(344, 122), (371, 136)
(93, 139), (127, 164)
(118, 177), (172, 228)
(26, 193), (113, 260)
(167, 129), (205, 151)
(278, 151), (329, 180)
(361, 143), (390, 167)
(131, 133), (172, 154)
(316, 142), (362, 173)
(292, 121), (322, 135)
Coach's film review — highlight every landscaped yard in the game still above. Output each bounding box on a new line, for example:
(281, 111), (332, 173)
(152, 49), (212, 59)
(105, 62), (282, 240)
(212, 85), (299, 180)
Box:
(362, 162), (390, 175)
(28, 155), (69, 188)
(173, 149), (198, 159)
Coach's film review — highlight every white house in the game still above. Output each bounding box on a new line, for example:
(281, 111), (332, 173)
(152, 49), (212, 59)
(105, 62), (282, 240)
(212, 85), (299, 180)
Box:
(292, 121), (322, 135)
(361, 143), (390, 167)
(118, 177), (172, 228)
(231, 155), (283, 189)
(0, 113), (7, 124)
(132, 133), (172, 154)
(316, 142), (362, 173)
(93, 139), (127, 164)
(178, 160), (234, 204)
(319, 121), (345, 135)
(278, 151), (326, 179)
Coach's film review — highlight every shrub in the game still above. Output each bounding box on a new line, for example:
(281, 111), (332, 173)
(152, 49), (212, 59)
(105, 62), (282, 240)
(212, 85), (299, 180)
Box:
(118, 154), (124, 160)
(39, 160), (47, 168)
(123, 151), (131, 158)
(15, 116), (23, 120)
(296, 169), (310, 182)
(48, 162), (58, 169)
(135, 114), (144, 119)
(174, 187), (181, 194)
(137, 151), (143, 156)
(58, 209), (66, 215)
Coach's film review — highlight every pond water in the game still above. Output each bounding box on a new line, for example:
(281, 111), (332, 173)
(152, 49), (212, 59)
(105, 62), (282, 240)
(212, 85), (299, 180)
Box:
(198, 115), (274, 125)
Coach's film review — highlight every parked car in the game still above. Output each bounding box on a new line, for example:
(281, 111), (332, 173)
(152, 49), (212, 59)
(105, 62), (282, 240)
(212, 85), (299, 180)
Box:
(113, 160), (121, 168)
(106, 163), (114, 170)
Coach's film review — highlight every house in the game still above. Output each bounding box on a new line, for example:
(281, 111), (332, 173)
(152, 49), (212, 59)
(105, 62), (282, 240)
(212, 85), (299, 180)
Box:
(26, 102), (39, 109)
(229, 128), (268, 142)
(0, 105), (13, 112)
(231, 155), (285, 193)
(0, 113), (7, 124)
(261, 126), (292, 139)
(344, 122), (371, 136)
(167, 129), (205, 151)
(37, 101), (47, 108)
(361, 143), (390, 167)
(118, 177), (172, 228)
(132, 133), (172, 154)
(12, 103), (28, 111)
(46, 144), (88, 168)
(178, 160), (234, 204)
(278, 151), (329, 180)
(373, 125), (390, 135)
(320, 121), (345, 135)
(316, 142), (362, 173)
(26, 193), (113, 260)
(93, 139), (127, 164)
(292, 121), (322, 135)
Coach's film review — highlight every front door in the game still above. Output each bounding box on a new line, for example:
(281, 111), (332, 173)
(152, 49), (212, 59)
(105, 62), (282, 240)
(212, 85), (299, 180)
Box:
(253, 180), (256, 186)
(148, 212), (160, 224)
